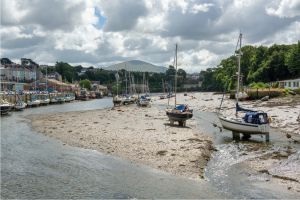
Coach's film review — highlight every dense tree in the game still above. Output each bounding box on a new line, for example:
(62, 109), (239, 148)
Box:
(79, 79), (91, 90)
(200, 42), (300, 91)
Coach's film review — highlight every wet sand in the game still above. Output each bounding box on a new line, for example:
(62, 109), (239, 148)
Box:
(30, 104), (213, 179)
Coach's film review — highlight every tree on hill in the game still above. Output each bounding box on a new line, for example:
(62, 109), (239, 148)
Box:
(79, 79), (91, 90)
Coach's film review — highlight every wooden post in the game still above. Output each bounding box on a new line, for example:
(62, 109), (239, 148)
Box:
(232, 131), (240, 141)
(265, 133), (270, 142)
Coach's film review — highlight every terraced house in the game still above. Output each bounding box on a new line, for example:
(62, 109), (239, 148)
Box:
(0, 58), (42, 91)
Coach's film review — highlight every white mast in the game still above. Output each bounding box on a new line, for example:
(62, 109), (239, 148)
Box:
(46, 65), (48, 92)
(174, 43), (178, 107)
(236, 33), (242, 114)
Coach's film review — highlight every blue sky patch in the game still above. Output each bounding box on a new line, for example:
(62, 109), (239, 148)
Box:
(94, 7), (107, 29)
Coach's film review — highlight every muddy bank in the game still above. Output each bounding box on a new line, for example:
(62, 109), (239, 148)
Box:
(243, 145), (300, 193)
(155, 93), (300, 136)
(29, 105), (213, 179)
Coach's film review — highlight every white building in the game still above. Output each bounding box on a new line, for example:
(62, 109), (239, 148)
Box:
(278, 78), (300, 89)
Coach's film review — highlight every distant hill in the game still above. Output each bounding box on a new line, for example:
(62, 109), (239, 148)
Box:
(104, 60), (167, 73)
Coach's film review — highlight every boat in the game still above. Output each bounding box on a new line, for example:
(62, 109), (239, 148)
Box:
(50, 93), (58, 104)
(137, 95), (150, 107)
(56, 93), (65, 104)
(14, 100), (27, 111)
(218, 33), (270, 141)
(166, 104), (193, 126)
(113, 95), (123, 106)
(1, 99), (12, 115)
(113, 72), (123, 106)
(27, 95), (41, 107)
(64, 93), (72, 102)
(39, 94), (50, 105)
(166, 44), (193, 126)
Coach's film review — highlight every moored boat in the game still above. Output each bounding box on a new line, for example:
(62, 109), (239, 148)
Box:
(113, 95), (123, 106)
(217, 33), (270, 141)
(39, 94), (50, 105)
(27, 95), (41, 107)
(137, 95), (150, 107)
(166, 44), (193, 126)
(14, 100), (27, 111)
(1, 99), (12, 115)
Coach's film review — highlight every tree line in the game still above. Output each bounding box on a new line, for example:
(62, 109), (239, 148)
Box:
(200, 41), (300, 91)
(42, 63), (190, 93)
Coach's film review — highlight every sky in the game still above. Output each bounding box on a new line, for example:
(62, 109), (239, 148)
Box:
(1, 0), (300, 73)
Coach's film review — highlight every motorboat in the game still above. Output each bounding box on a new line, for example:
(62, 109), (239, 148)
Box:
(113, 95), (123, 106)
(166, 104), (193, 126)
(39, 94), (50, 105)
(14, 100), (27, 111)
(27, 95), (41, 107)
(1, 99), (12, 115)
(137, 95), (150, 107)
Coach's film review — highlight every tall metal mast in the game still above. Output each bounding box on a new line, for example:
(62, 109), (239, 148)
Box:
(236, 33), (242, 114)
(174, 43), (178, 107)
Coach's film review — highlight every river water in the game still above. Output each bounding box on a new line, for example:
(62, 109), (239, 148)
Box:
(1, 98), (299, 198)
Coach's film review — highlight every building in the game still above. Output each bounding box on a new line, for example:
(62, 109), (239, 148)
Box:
(0, 58), (42, 91)
(47, 72), (62, 82)
(278, 78), (300, 89)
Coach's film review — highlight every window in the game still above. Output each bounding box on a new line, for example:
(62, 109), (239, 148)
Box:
(288, 82), (291, 87)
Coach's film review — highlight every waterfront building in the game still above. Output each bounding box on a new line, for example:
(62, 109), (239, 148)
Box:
(0, 58), (42, 91)
(278, 78), (300, 89)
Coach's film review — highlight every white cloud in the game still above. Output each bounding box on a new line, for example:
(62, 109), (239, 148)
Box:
(191, 3), (214, 13)
(1, 0), (299, 73)
(266, 0), (300, 18)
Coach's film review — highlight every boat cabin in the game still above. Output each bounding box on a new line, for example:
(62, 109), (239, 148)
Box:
(243, 112), (269, 124)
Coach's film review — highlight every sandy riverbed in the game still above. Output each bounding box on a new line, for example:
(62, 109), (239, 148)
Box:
(29, 104), (213, 179)
(29, 92), (299, 184)
(157, 92), (300, 136)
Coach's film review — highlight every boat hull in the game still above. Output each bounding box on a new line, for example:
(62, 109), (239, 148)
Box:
(1, 105), (11, 115)
(166, 110), (193, 121)
(219, 116), (269, 134)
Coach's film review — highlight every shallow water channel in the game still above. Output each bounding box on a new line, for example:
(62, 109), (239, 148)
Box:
(1, 98), (299, 198)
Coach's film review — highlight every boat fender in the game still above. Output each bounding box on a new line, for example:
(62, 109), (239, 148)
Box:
(268, 117), (272, 123)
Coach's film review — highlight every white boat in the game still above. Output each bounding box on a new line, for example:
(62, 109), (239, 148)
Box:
(14, 100), (27, 111)
(1, 99), (12, 115)
(27, 97), (41, 107)
(39, 94), (50, 105)
(218, 115), (269, 134)
(50, 97), (58, 103)
(137, 96), (150, 107)
(218, 33), (270, 141)
(113, 95), (123, 106)
(64, 94), (72, 102)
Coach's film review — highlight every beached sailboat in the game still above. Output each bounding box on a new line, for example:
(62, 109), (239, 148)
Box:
(160, 79), (167, 99)
(218, 33), (270, 141)
(166, 44), (193, 126)
(113, 72), (123, 106)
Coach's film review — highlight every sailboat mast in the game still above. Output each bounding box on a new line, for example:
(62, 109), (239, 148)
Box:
(174, 43), (178, 106)
(125, 71), (128, 95)
(46, 65), (48, 92)
(236, 33), (242, 113)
